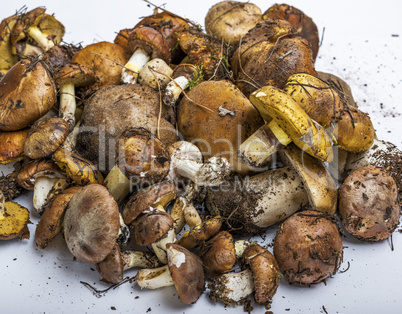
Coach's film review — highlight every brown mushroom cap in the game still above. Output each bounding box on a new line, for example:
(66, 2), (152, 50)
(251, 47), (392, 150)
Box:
(177, 80), (264, 174)
(24, 117), (69, 159)
(63, 184), (120, 263)
(72, 41), (129, 89)
(75, 84), (177, 173)
(0, 58), (57, 131)
(17, 159), (64, 191)
(205, 0), (262, 46)
(263, 4), (319, 61)
(95, 243), (124, 284)
(35, 186), (81, 249)
(339, 165), (400, 241)
(273, 210), (343, 285)
(128, 27), (171, 64)
(0, 128), (29, 164)
(166, 243), (205, 304)
(0, 200), (30, 240)
(54, 63), (96, 87)
(199, 231), (236, 278)
(133, 211), (174, 246)
(242, 243), (280, 304)
(0, 16), (18, 72)
(123, 181), (177, 225)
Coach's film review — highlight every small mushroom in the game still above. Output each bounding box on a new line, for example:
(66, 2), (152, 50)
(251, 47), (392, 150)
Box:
(104, 127), (170, 204)
(121, 27), (171, 84)
(137, 58), (173, 90)
(273, 210), (343, 285)
(0, 189), (30, 240)
(135, 243), (205, 304)
(205, 1), (262, 46)
(0, 58), (57, 131)
(0, 129), (29, 164)
(24, 117), (69, 159)
(63, 184), (120, 264)
(35, 186), (82, 249)
(199, 231), (236, 279)
(96, 244), (160, 284)
(239, 85), (334, 166)
(54, 63), (96, 130)
(339, 165), (400, 241)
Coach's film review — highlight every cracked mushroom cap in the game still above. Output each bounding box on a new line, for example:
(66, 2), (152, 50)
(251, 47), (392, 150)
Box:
(128, 26), (171, 64)
(339, 165), (400, 241)
(72, 41), (129, 89)
(166, 243), (205, 304)
(0, 128), (29, 164)
(133, 211), (174, 246)
(24, 117), (69, 159)
(35, 186), (81, 249)
(0, 58), (57, 131)
(123, 180), (177, 226)
(63, 184), (120, 263)
(0, 16), (18, 72)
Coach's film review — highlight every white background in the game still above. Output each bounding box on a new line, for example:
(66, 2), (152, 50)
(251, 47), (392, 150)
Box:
(1, 1), (402, 313)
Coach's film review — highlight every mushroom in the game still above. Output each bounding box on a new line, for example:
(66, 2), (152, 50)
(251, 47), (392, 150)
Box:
(52, 145), (103, 186)
(273, 210), (343, 285)
(63, 184), (120, 264)
(241, 243), (280, 305)
(206, 166), (309, 234)
(0, 58), (57, 131)
(10, 7), (65, 53)
(0, 129), (29, 164)
(205, 1), (262, 46)
(231, 18), (316, 97)
(24, 117), (69, 159)
(54, 63), (96, 130)
(120, 27), (171, 84)
(17, 158), (67, 215)
(263, 4), (319, 61)
(177, 80), (264, 174)
(168, 141), (231, 186)
(283, 73), (375, 153)
(339, 165), (400, 241)
(135, 243), (205, 304)
(0, 16), (18, 72)
(72, 41), (129, 90)
(95, 244), (160, 284)
(75, 84), (177, 173)
(137, 58), (173, 90)
(35, 186), (82, 249)
(104, 127), (170, 204)
(0, 189), (30, 240)
(238, 85), (334, 167)
(163, 64), (200, 107)
(198, 231), (236, 279)
(0, 163), (24, 201)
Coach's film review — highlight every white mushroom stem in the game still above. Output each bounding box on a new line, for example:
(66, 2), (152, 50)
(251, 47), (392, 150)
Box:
(175, 156), (231, 186)
(121, 48), (149, 84)
(234, 240), (251, 259)
(27, 26), (55, 51)
(209, 269), (255, 304)
(59, 82), (76, 131)
(121, 250), (160, 270)
(151, 228), (176, 265)
(136, 265), (174, 289)
(183, 204), (202, 229)
(163, 76), (190, 106)
(104, 165), (131, 204)
(22, 43), (44, 57)
(33, 176), (66, 215)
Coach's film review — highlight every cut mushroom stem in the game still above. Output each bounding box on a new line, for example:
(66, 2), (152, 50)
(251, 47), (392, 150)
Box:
(104, 164), (131, 204)
(32, 177), (67, 214)
(151, 227), (177, 265)
(209, 269), (255, 305)
(136, 264), (174, 289)
(122, 48), (150, 84)
(235, 240), (251, 259)
(164, 76), (190, 106)
(27, 26), (55, 51)
(121, 250), (160, 270)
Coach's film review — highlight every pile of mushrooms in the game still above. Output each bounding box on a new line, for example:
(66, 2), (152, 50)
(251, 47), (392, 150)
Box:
(0, 1), (401, 312)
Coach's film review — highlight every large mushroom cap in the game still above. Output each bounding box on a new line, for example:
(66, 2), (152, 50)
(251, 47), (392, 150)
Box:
(166, 243), (205, 304)
(95, 244), (124, 284)
(0, 129), (29, 164)
(55, 63), (96, 87)
(0, 58), (57, 131)
(63, 184), (120, 263)
(133, 211), (174, 246)
(24, 117), (69, 159)
(128, 26), (171, 63)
